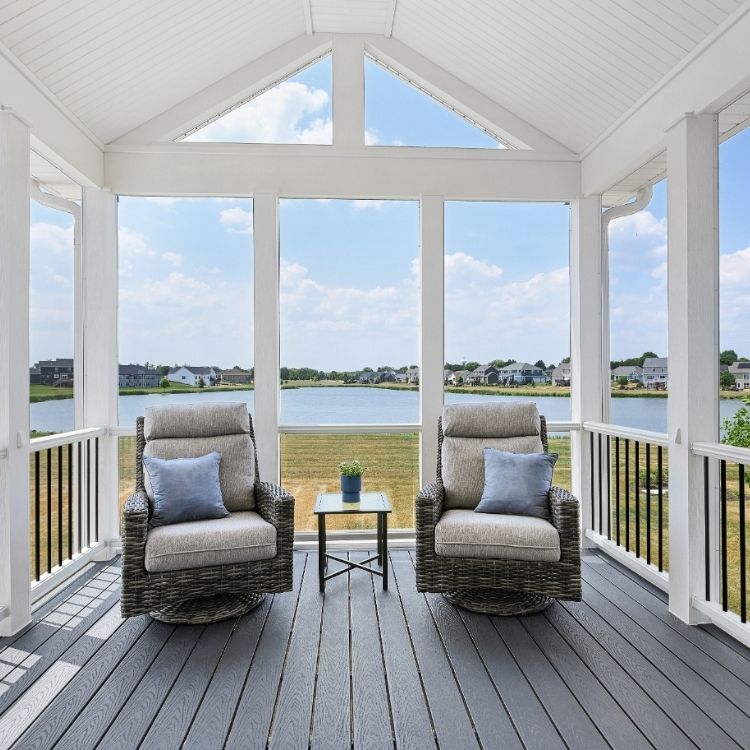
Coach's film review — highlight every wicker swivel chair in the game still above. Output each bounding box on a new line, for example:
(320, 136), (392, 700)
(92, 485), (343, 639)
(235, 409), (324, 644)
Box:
(121, 402), (294, 624)
(415, 402), (580, 615)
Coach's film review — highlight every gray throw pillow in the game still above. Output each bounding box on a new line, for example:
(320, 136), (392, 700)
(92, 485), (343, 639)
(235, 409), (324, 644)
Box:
(143, 452), (229, 527)
(475, 448), (558, 519)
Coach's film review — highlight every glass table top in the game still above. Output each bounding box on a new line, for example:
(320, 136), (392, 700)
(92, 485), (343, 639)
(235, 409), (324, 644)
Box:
(314, 492), (392, 514)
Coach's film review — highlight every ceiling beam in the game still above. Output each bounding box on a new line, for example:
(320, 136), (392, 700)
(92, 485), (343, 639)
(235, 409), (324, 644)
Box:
(0, 47), (103, 187)
(582, 1), (750, 196)
(364, 36), (573, 154)
(302, 0), (313, 34)
(104, 143), (580, 200)
(112, 34), (332, 145)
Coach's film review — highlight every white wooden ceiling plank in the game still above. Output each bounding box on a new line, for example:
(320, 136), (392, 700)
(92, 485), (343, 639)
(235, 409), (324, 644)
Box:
(41, 0), (221, 89)
(25, 0), (164, 73)
(681, 0), (735, 25)
(703, 0), (741, 15)
(69, 2), (301, 115)
(430, 0), (631, 115)
(3, 0), (97, 50)
(394, 17), (611, 142)
(77, 8), (303, 140)
(0, 0), (63, 36)
(628, 0), (710, 45)
(573, 0), (686, 63)
(551, 0), (676, 77)
(534, 0), (661, 88)
(512, 0), (647, 99)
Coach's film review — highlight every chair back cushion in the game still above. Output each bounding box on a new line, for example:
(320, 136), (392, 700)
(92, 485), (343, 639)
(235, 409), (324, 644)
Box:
(143, 403), (255, 511)
(441, 403), (543, 509)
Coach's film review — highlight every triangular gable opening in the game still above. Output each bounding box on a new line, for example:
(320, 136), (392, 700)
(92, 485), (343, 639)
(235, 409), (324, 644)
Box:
(182, 55), (332, 144)
(364, 56), (506, 149)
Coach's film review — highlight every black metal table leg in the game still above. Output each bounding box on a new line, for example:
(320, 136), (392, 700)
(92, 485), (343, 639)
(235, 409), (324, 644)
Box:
(382, 512), (388, 591)
(377, 512), (383, 565)
(318, 512), (326, 592)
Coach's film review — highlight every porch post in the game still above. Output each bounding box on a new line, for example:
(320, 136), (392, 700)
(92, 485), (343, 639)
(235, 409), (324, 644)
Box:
(666, 113), (719, 623)
(570, 195), (605, 541)
(253, 193), (280, 481)
(420, 195), (444, 487)
(81, 187), (120, 555)
(0, 108), (31, 635)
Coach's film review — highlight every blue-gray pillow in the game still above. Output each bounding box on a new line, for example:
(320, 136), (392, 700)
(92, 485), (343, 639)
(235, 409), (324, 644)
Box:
(143, 452), (229, 527)
(475, 449), (558, 518)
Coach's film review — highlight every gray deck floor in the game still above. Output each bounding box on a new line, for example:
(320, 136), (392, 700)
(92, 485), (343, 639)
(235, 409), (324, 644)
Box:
(1, 550), (750, 750)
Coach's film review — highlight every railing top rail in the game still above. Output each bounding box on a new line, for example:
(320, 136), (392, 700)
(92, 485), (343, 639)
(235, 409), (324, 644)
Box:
(29, 427), (106, 451)
(692, 441), (750, 465)
(583, 421), (669, 447)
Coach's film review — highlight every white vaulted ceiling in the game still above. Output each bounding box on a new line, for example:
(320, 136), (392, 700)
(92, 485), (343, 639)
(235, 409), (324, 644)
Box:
(0, 0), (746, 152)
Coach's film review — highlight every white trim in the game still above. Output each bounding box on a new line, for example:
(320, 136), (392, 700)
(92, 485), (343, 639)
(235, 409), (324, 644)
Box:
(302, 0), (313, 34)
(583, 421), (669, 447)
(585, 530), (669, 593)
(279, 423), (420, 434)
(692, 598), (750, 650)
(692, 441), (750, 465)
(384, 0), (397, 37)
(30, 540), (116, 604)
(29, 427), (107, 451)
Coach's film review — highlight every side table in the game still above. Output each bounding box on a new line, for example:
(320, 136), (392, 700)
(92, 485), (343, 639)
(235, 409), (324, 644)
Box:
(314, 492), (392, 592)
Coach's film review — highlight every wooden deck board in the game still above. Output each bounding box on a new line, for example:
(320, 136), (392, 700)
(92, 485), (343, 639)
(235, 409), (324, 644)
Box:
(1, 550), (749, 750)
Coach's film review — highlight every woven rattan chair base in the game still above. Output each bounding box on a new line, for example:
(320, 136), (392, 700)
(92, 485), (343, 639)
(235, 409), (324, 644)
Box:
(443, 588), (553, 616)
(150, 592), (266, 624)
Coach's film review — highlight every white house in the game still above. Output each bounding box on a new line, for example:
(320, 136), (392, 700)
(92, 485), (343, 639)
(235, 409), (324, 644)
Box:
(551, 363), (572, 386)
(168, 366), (217, 387)
(729, 361), (750, 389)
(611, 365), (644, 383)
(642, 357), (668, 389)
(498, 362), (548, 384)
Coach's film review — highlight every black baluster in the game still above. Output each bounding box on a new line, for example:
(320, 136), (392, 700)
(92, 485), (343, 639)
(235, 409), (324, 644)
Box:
(57, 445), (63, 568)
(721, 460), (728, 612)
(95, 438), (99, 543)
(590, 431), (595, 533)
(658, 446), (664, 573)
(598, 433), (603, 535)
(67, 442), (73, 561)
(635, 441), (641, 559)
(646, 442), (651, 565)
(34, 451), (40, 581)
(704, 456), (710, 600)
(739, 463), (746, 623)
(625, 439), (630, 552)
(615, 437), (620, 546)
(46, 448), (52, 574)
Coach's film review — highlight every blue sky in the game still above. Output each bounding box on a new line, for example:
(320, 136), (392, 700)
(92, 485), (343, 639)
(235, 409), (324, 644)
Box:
(29, 60), (750, 371)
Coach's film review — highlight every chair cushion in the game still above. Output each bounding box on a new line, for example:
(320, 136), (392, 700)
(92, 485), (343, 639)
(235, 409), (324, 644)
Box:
(442, 402), (541, 438)
(475, 449), (557, 519)
(144, 434), (255, 511)
(434, 509), (560, 561)
(144, 511), (276, 573)
(442, 436), (543, 509)
(144, 402), (250, 440)
(143, 452), (229, 527)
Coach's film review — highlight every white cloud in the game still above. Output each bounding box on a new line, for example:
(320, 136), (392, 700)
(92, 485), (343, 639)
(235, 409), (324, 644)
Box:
(721, 246), (750, 287)
(609, 210), (667, 240)
(162, 251), (183, 267)
(220, 206), (253, 234)
(365, 130), (381, 146)
(445, 252), (503, 280)
(352, 200), (384, 211)
(186, 81), (332, 144)
(119, 227), (155, 257)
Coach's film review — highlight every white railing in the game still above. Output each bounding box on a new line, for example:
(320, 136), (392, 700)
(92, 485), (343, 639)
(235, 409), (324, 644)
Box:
(582, 422), (670, 592)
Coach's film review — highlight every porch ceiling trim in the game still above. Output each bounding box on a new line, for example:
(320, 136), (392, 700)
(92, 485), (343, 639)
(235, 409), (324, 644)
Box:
(581, 1), (750, 196)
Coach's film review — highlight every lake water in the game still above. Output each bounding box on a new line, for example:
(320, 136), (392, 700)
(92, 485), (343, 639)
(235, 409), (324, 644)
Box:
(30, 386), (746, 434)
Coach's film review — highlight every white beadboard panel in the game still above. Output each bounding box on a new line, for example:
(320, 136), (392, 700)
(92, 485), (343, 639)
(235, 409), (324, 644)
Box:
(310, 0), (390, 33)
(0, 0), (306, 143)
(719, 90), (750, 141)
(30, 149), (82, 202)
(602, 151), (666, 207)
(392, 0), (743, 153)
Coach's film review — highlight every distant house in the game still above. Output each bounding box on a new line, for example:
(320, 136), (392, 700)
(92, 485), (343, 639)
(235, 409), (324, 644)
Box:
(729, 361), (750, 390)
(358, 371), (377, 384)
(551, 363), (571, 386)
(447, 370), (469, 385)
(376, 368), (397, 383)
(119, 364), (161, 388)
(218, 368), (252, 384)
(29, 366), (41, 385)
(34, 359), (74, 385)
(642, 357), (668, 389)
(467, 365), (499, 385)
(168, 366), (217, 386)
(611, 365), (643, 383)
(406, 367), (419, 384)
(394, 371), (409, 383)
(497, 362), (547, 385)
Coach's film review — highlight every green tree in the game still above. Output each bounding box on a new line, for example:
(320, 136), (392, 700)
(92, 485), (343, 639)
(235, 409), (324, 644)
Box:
(159, 376), (170, 389)
(617, 376), (628, 388)
(720, 370), (736, 390)
(720, 349), (738, 366)
(197, 376), (205, 388)
(464, 361), (480, 371)
(561, 356), (571, 364)
(534, 359), (546, 370)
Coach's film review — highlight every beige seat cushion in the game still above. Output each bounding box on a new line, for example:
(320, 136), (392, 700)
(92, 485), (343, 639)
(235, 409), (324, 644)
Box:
(144, 511), (276, 573)
(434, 509), (560, 562)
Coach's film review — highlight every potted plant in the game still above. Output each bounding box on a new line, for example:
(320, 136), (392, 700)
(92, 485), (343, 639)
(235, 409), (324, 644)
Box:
(339, 459), (366, 501)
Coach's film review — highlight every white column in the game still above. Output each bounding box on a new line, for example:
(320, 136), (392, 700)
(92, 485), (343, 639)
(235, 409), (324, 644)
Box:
(332, 36), (365, 149)
(81, 188), (120, 555)
(666, 113), (719, 623)
(420, 195), (444, 487)
(0, 108), (31, 635)
(253, 193), (280, 482)
(570, 196), (605, 541)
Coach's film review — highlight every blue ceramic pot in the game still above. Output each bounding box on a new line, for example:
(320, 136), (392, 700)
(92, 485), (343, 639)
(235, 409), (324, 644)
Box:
(341, 474), (361, 501)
